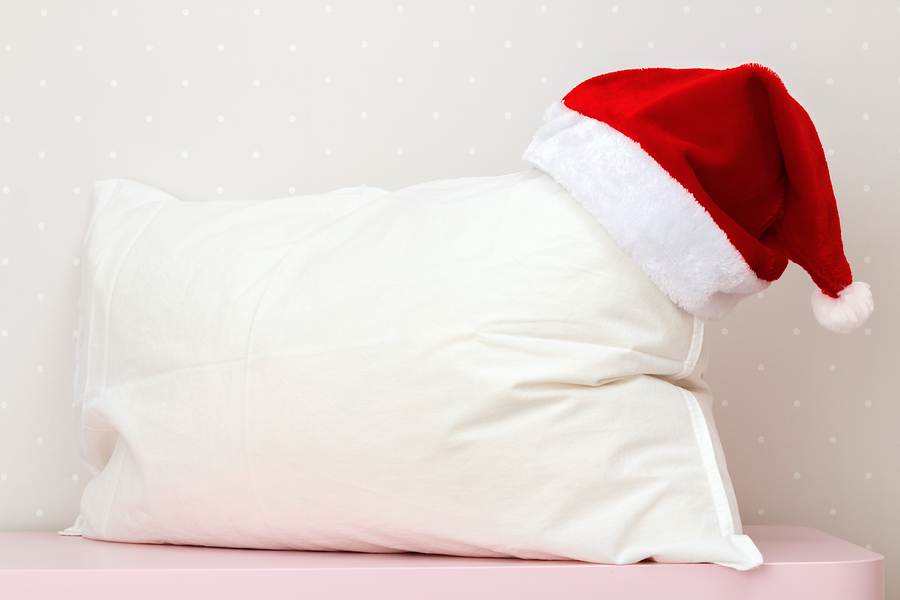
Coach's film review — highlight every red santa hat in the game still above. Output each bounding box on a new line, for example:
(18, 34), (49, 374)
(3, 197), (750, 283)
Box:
(523, 63), (873, 333)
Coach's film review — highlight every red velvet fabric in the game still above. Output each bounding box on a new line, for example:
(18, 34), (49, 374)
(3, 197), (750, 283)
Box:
(563, 64), (852, 297)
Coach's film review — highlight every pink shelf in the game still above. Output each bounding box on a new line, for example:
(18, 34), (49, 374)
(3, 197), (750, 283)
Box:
(0, 526), (883, 599)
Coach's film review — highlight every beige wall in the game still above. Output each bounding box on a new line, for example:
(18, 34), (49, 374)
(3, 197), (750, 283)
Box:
(1, 0), (898, 595)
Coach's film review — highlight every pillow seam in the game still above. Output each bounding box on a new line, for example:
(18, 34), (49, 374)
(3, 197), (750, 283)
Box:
(680, 386), (736, 538)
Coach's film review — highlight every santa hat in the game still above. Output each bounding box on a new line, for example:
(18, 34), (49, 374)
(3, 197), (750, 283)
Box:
(523, 63), (873, 333)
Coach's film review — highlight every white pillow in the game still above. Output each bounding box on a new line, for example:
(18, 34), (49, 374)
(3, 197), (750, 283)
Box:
(73, 172), (762, 570)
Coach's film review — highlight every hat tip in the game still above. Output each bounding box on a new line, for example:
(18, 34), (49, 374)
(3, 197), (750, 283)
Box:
(811, 281), (873, 333)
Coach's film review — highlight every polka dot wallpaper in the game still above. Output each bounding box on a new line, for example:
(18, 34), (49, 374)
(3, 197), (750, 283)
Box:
(1, 0), (898, 594)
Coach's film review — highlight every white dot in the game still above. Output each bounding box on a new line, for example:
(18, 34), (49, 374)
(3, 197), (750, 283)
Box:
(41, 9), (47, 16)
(433, 41), (440, 48)
(865, 472), (872, 479)
(0, 400), (6, 407)
(861, 43), (868, 50)
(218, 44), (225, 51)
(504, 41), (511, 48)
(719, 41), (726, 49)
(721, 400), (728, 407)
(36, 510), (43, 516)
(468, 76), (475, 83)
(793, 328), (800, 335)
(216, 187), (224, 194)
(827, 148), (834, 156)
(37, 293), (44, 301)
(757, 436), (765, 443)
(37, 222), (45, 230)
(73, 258), (80, 265)
(793, 400), (801, 407)
(36, 438), (43, 445)
(648, 41), (655, 48)
(146, 44), (153, 51)
(252, 151), (259, 158)
(110, 79), (117, 87)
(721, 328), (728, 335)
(396, 5), (403, 12)
(863, 114), (869, 121)
(432, 112), (440, 119)
(288, 115), (296, 123)
(3, 115), (8, 122)
(112, 9), (118, 16)
(397, 76), (404, 83)
(75, 115), (81, 122)
(826, 7), (833, 13)
(360, 112), (367, 119)
(469, 5), (475, 12)
(2, 187), (7, 194)
(181, 151), (188, 158)
(504, 112), (512, 119)
(540, 76), (547, 83)
(75, 44), (82, 52)
(790, 42), (798, 49)
(4, 45), (10, 52)
(396, 148), (404, 155)
(146, 115), (152, 122)
(361, 41), (368, 48)
(325, 76), (332, 83)
(826, 77), (834, 85)
(1, 259), (6, 265)
(830, 436), (837, 443)
(253, 79), (260, 87)
(864, 256), (871, 263)
(576, 41), (583, 48)
(289, 187), (296, 194)
(40, 80), (46, 87)
(38, 151), (45, 158)
(612, 6), (619, 12)
(36, 366), (44, 373)
(794, 472), (801, 479)
(758, 508), (765, 515)
(758, 364), (765, 371)
(684, 5), (690, 12)
(182, 9), (189, 16)
(72, 474), (79, 481)
(755, 6), (761, 13)
(253, 8), (260, 16)
(468, 148), (475, 155)
(829, 364), (836, 372)
(865, 328), (872, 335)
(182, 79), (189, 87)
(757, 292), (764, 299)
(217, 115), (224, 122)
(865, 400), (872, 407)
(325, 5), (332, 12)
(829, 508), (837, 515)
(324, 148), (332, 155)
(0, 474), (6, 480)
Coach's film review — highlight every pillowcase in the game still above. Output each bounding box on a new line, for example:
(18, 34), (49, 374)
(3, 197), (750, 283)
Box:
(73, 172), (762, 570)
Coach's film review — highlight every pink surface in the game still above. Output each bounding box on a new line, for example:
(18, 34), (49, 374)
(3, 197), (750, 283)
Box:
(0, 526), (883, 600)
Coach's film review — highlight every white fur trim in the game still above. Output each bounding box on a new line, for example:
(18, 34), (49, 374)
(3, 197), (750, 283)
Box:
(811, 281), (873, 333)
(523, 102), (768, 320)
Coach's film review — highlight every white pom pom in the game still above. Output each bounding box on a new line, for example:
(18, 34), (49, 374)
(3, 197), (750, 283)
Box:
(811, 281), (873, 333)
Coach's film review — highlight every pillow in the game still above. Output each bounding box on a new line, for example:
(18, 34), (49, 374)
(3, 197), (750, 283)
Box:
(73, 172), (762, 569)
